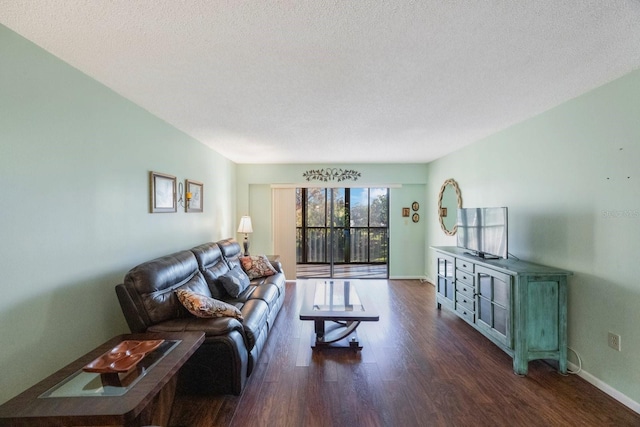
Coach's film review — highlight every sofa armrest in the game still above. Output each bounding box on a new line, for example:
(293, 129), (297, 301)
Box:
(178, 329), (248, 395)
(269, 259), (283, 274)
(115, 283), (149, 333)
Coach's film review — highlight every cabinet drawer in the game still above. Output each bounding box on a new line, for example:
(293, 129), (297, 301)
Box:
(456, 305), (475, 323)
(456, 258), (475, 274)
(456, 280), (475, 298)
(456, 292), (475, 311)
(456, 269), (474, 286)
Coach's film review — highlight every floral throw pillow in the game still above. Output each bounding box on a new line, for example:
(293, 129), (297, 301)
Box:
(175, 289), (243, 321)
(240, 255), (277, 280)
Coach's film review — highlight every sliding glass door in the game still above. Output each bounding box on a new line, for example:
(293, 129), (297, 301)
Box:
(296, 187), (388, 279)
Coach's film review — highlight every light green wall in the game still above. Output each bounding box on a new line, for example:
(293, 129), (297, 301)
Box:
(0, 25), (236, 404)
(425, 69), (640, 404)
(236, 164), (428, 278)
(3, 17), (638, 410)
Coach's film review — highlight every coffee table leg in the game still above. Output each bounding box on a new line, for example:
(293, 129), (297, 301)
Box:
(314, 320), (326, 341)
(312, 320), (362, 350)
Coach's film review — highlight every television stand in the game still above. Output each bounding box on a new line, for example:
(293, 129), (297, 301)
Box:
(432, 246), (572, 376)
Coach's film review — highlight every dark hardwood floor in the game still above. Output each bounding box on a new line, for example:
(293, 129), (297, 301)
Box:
(170, 280), (640, 426)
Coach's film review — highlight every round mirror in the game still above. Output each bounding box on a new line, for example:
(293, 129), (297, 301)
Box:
(438, 179), (462, 236)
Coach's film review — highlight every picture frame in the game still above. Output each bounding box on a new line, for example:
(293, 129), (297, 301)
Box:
(150, 171), (177, 213)
(185, 179), (203, 213)
(412, 201), (420, 211)
(402, 207), (410, 217)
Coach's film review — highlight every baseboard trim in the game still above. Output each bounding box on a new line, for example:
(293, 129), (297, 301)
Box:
(389, 275), (427, 280)
(568, 362), (640, 414)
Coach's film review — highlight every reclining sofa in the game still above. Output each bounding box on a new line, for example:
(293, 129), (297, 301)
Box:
(115, 238), (285, 394)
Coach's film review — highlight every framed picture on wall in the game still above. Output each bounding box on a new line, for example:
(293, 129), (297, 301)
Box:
(402, 207), (410, 217)
(150, 171), (177, 213)
(185, 179), (203, 213)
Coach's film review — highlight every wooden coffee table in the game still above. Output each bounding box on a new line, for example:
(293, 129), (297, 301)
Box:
(0, 331), (204, 427)
(299, 280), (379, 350)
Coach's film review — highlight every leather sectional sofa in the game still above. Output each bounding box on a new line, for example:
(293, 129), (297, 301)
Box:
(115, 238), (285, 395)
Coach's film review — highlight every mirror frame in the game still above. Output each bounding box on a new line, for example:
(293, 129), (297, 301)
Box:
(438, 178), (462, 236)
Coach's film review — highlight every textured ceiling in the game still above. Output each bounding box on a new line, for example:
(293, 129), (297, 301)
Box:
(2, 1), (640, 164)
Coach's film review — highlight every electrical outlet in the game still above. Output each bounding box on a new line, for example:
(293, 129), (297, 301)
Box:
(608, 332), (621, 351)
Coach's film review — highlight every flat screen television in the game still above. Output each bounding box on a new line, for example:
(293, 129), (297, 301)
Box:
(456, 207), (508, 259)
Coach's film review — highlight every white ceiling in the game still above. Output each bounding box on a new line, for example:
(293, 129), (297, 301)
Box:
(2, 1), (640, 164)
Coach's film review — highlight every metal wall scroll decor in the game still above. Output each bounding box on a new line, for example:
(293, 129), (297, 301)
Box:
(302, 168), (361, 182)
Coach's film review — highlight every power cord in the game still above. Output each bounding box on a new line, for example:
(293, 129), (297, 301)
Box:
(542, 346), (582, 375)
(567, 346), (582, 375)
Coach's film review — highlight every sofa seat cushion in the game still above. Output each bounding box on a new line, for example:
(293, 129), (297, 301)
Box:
(250, 272), (285, 297)
(176, 289), (243, 320)
(220, 284), (257, 306)
(248, 283), (280, 312)
(240, 299), (269, 351)
(147, 316), (244, 338)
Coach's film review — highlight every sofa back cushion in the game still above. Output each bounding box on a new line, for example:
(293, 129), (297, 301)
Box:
(217, 238), (243, 269)
(191, 242), (231, 299)
(123, 250), (211, 326)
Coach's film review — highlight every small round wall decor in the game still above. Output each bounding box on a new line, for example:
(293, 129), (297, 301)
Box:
(412, 201), (419, 211)
(412, 213), (420, 223)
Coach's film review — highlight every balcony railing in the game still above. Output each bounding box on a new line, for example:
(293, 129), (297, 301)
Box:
(297, 227), (388, 264)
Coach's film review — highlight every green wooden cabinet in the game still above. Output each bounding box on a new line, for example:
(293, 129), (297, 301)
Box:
(435, 252), (455, 310)
(433, 246), (572, 375)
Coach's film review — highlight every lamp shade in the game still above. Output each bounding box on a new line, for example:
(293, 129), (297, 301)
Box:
(237, 216), (253, 234)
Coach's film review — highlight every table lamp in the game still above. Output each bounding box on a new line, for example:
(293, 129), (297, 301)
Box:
(237, 216), (253, 256)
